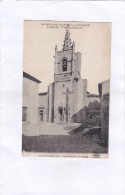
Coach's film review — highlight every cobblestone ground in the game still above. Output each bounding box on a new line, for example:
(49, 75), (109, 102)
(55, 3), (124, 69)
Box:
(22, 123), (108, 154)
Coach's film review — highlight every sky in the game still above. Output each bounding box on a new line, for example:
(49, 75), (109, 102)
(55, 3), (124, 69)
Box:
(23, 20), (111, 94)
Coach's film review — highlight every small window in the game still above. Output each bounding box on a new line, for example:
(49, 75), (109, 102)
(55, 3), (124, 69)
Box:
(39, 110), (43, 115)
(39, 110), (43, 121)
(23, 107), (27, 122)
(62, 59), (67, 71)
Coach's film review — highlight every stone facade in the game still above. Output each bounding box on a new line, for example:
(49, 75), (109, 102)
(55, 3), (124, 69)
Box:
(72, 94), (101, 125)
(98, 79), (110, 143)
(23, 72), (41, 135)
(87, 92), (100, 106)
(38, 92), (48, 122)
(86, 100), (101, 126)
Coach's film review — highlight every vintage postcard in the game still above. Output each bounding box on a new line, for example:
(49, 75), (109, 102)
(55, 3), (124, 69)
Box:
(22, 20), (111, 158)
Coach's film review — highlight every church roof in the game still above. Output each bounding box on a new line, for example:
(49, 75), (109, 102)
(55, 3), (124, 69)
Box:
(23, 72), (41, 83)
(63, 29), (72, 51)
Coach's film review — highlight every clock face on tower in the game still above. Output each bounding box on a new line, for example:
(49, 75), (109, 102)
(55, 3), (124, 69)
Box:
(62, 59), (67, 71)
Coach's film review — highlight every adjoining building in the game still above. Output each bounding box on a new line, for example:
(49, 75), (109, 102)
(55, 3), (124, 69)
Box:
(87, 92), (100, 106)
(71, 92), (101, 125)
(86, 92), (101, 126)
(98, 79), (110, 144)
(38, 92), (48, 122)
(22, 72), (41, 135)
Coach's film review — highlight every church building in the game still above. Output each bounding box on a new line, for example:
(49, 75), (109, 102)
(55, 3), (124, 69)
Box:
(39, 29), (88, 124)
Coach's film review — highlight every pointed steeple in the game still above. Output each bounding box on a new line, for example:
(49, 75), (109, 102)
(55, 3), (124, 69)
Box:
(63, 29), (72, 51)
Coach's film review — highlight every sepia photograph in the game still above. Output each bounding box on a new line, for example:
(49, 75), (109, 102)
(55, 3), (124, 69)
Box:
(22, 20), (111, 158)
(1, 1), (125, 194)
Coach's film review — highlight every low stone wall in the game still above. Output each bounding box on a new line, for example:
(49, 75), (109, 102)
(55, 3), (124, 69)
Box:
(71, 100), (101, 126)
(71, 107), (87, 124)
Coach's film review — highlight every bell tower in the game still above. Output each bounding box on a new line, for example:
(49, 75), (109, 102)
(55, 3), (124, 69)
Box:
(52, 28), (86, 124)
(54, 29), (81, 83)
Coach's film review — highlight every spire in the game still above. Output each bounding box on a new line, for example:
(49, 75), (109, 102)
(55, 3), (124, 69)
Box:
(63, 29), (72, 51)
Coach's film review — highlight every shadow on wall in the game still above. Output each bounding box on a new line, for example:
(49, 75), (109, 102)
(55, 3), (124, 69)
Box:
(87, 100), (101, 126)
(71, 100), (101, 126)
(101, 93), (109, 144)
(71, 98), (109, 146)
(71, 106), (87, 124)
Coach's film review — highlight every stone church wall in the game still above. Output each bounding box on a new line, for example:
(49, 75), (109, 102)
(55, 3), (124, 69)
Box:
(76, 79), (87, 112)
(75, 52), (81, 75)
(71, 79), (87, 123)
(54, 81), (72, 123)
(54, 50), (72, 76)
